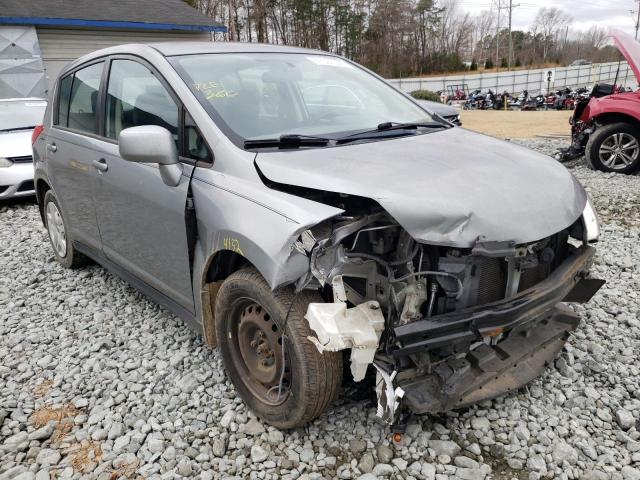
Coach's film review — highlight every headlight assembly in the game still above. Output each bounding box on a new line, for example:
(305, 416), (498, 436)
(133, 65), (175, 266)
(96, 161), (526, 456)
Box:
(582, 199), (600, 243)
(0, 157), (13, 168)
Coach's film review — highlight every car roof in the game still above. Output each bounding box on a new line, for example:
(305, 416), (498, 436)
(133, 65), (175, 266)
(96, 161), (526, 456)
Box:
(149, 41), (330, 56)
(61, 42), (338, 79)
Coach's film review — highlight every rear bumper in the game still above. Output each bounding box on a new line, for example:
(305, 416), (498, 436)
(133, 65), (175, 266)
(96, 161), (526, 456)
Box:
(390, 245), (603, 413)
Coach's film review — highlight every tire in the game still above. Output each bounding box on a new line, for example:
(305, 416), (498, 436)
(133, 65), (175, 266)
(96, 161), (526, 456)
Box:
(214, 267), (342, 429)
(586, 122), (640, 174)
(43, 191), (87, 269)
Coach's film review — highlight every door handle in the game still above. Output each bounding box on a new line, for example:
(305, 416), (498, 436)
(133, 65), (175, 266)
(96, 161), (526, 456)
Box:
(47, 143), (57, 153)
(92, 158), (108, 172)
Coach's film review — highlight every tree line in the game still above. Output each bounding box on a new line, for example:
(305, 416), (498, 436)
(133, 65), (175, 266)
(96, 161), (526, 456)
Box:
(184, 0), (621, 77)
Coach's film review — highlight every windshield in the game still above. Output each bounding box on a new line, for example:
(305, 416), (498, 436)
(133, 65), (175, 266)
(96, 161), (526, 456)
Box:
(170, 53), (435, 145)
(0, 99), (47, 132)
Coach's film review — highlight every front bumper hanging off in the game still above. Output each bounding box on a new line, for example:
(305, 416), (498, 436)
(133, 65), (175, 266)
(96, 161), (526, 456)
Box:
(390, 246), (603, 414)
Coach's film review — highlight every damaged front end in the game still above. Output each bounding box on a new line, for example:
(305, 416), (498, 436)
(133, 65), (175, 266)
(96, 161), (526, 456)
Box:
(297, 205), (604, 424)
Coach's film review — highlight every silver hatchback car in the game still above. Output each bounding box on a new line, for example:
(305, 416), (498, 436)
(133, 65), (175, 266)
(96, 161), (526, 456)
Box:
(34, 42), (603, 429)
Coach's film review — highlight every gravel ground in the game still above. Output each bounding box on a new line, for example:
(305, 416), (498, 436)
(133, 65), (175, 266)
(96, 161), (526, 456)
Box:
(1, 139), (639, 480)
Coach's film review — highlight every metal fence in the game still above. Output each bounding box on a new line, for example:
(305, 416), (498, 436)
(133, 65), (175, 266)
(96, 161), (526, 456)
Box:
(387, 61), (634, 95)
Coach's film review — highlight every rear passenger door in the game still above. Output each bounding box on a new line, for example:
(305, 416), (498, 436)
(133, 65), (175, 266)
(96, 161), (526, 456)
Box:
(47, 61), (105, 252)
(92, 57), (208, 312)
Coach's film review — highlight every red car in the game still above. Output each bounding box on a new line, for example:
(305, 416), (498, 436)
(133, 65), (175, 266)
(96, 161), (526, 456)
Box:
(563, 29), (640, 174)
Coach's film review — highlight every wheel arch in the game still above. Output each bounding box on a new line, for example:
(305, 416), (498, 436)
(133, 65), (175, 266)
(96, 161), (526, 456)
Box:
(35, 178), (51, 224)
(204, 249), (253, 284)
(197, 241), (310, 348)
(595, 112), (640, 129)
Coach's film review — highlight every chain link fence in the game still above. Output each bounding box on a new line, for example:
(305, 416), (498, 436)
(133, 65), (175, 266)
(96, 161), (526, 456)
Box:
(388, 61), (634, 95)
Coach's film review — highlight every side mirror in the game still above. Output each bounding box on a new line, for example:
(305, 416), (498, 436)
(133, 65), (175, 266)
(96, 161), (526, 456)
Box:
(118, 125), (182, 186)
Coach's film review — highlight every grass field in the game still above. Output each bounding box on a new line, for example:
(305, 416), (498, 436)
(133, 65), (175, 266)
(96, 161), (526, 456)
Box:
(460, 109), (572, 139)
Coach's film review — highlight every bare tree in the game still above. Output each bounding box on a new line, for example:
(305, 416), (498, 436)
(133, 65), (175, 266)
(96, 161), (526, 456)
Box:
(582, 26), (607, 50)
(473, 10), (494, 64)
(532, 7), (572, 61)
(184, 0), (617, 78)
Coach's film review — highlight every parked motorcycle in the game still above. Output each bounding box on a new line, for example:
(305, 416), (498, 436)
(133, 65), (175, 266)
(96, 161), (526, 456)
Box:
(494, 91), (512, 110)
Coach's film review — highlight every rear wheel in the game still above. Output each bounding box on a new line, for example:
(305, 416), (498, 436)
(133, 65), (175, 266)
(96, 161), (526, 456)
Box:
(43, 191), (87, 269)
(586, 122), (640, 174)
(214, 268), (342, 429)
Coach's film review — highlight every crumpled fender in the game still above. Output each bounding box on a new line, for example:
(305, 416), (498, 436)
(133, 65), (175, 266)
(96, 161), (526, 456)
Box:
(189, 168), (344, 337)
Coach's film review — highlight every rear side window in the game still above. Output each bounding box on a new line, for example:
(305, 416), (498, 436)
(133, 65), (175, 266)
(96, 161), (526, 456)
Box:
(67, 62), (104, 133)
(55, 62), (104, 133)
(105, 59), (178, 142)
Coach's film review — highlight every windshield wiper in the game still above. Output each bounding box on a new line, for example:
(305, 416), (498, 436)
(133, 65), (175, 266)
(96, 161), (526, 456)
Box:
(244, 134), (331, 149)
(336, 121), (445, 144)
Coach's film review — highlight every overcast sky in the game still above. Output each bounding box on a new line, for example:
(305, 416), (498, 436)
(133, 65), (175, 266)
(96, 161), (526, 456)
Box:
(458, 0), (638, 37)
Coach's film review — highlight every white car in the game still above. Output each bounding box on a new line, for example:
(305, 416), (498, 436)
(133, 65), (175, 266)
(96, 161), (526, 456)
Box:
(0, 98), (47, 199)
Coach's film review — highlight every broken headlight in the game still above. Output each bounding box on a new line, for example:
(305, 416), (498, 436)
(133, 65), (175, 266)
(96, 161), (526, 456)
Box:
(582, 199), (600, 243)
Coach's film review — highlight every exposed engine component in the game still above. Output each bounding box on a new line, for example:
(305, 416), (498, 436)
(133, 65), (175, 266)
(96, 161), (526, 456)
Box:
(398, 280), (427, 325)
(302, 212), (568, 330)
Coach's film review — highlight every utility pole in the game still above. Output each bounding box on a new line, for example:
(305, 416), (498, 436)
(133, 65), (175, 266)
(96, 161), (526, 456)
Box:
(636, 0), (640, 40)
(507, 0), (519, 70)
(495, 0), (501, 71)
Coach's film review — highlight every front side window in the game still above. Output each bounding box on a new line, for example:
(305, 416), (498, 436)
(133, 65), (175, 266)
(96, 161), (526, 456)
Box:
(170, 53), (435, 146)
(66, 62), (104, 133)
(105, 59), (178, 142)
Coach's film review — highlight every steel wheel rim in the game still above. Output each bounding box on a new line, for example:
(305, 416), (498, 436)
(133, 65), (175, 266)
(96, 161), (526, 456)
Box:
(599, 132), (639, 170)
(46, 201), (67, 258)
(229, 298), (290, 406)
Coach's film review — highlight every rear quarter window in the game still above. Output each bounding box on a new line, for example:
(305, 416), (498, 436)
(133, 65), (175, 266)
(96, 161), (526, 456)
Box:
(56, 75), (73, 127)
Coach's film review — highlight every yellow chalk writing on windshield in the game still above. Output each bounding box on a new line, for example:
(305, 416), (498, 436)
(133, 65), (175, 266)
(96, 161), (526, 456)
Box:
(206, 90), (238, 100)
(194, 81), (239, 100)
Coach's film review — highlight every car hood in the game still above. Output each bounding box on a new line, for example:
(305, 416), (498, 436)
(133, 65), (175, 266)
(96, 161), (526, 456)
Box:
(610, 28), (640, 84)
(0, 130), (33, 158)
(255, 128), (587, 247)
(415, 99), (458, 118)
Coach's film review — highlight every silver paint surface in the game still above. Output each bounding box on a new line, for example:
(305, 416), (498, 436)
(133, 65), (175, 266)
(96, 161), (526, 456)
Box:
(256, 128), (587, 247)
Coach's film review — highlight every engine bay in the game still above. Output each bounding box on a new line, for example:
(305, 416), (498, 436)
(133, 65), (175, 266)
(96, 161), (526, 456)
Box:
(294, 205), (602, 424)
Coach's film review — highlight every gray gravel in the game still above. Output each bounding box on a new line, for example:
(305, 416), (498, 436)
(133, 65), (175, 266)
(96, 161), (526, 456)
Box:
(1, 139), (639, 480)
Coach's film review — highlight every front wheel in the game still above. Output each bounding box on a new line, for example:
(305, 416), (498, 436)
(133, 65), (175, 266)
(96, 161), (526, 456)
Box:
(586, 123), (640, 174)
(214, 268), (343, 429)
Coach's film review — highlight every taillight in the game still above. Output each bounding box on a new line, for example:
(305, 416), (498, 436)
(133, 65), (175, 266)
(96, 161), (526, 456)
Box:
(31, 125), (44, 145)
